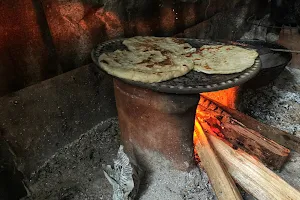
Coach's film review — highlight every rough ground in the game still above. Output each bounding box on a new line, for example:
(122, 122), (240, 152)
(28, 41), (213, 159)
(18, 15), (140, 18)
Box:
(240, 67), (300, 139)
(22, 67), (300, 200)
(24, 119), (120, 200)
(23, 118), (217, 200)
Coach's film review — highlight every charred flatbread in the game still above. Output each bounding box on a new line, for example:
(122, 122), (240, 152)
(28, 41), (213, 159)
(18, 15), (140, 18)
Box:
(191, 45), (258, 74)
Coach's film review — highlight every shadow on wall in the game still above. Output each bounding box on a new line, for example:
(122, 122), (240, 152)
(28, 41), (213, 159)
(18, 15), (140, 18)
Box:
(0, 0), (267, 97)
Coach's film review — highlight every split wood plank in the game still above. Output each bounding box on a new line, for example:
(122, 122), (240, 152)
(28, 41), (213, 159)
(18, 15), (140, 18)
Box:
(207, 133), (300, 200)
(200, 95), (300, 153)
(194, 119), (242, 200)
(197, 100), (290, 170)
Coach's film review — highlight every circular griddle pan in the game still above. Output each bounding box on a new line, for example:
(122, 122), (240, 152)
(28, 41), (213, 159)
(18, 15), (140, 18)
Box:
(91, 38), (261, 94)
(235, 40), (292, 88)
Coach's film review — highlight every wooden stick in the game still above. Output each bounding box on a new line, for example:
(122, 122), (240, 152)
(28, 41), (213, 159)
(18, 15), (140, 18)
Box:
(196, 101), (290, 170)
(207, 133), (300, 200)
(196, 109), (290, 170)
(200, 96), (300, 153)
(194, 119), (242, 200)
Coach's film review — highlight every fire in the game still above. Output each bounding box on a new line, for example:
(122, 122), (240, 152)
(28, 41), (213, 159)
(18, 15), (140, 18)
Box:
(201, 87), (239, 109)
(193, 118), (203, 163)
(194, 87), (239, 163)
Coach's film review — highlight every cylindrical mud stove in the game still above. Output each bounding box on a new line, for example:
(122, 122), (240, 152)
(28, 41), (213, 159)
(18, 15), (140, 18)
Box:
(114, 79), (199, 171)
(92, 38), (267, 171)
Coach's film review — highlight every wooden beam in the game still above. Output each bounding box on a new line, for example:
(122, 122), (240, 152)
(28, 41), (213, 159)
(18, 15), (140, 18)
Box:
(200, 95), (300, 153)
(197, 103), (290, 170)
(207, 133), (300, 200)
(194, 119), (242, 200)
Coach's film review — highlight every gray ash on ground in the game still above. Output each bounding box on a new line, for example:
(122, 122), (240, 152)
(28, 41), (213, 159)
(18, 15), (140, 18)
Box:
(23, 117), (216, 200)
(24, 119), (120, 200)
(239, 67), (300, 137)
(138, 167), (215, 200)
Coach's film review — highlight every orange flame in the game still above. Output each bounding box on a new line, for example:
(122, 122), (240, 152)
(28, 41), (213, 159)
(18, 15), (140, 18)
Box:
(201, 87), (239, 110)
(194, 87), (239, 163)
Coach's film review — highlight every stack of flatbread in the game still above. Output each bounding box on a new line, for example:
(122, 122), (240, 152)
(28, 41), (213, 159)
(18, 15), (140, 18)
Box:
(98, 36), (258, 83)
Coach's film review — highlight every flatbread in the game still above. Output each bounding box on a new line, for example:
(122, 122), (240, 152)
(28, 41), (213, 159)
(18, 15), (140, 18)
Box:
(99, 49), (194, 83)
(98, 37), (258, 83)
(123, 36), (196, 55)
(191, 45), (258, 74)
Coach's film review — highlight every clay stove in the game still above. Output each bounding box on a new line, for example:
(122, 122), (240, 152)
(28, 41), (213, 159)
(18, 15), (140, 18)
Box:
(114, 79), (199, 171)
(92, 38), (261, 172)
(114, 79), (241, 172)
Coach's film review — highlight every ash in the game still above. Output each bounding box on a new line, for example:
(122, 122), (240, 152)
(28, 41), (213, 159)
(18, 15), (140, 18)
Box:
(135, 148), (216, 200)
(239, 67), (300, 137)
(25, 119), (121, 200)
(139, 167), (215, 200)
(24, 118), (216, 200)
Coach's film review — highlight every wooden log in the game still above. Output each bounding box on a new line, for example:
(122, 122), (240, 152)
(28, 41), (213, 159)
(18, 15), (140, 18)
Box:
(200, 95), (300, 153)
(207, 133), (300, 200)
(221, 122), (289, 170)
(194, 119), (242, 200)
(197, 103), (290, 170)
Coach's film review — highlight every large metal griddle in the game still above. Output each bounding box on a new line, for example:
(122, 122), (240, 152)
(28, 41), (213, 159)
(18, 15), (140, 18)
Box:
(234, 40), (292, 88)
(91, 38), (261, 94)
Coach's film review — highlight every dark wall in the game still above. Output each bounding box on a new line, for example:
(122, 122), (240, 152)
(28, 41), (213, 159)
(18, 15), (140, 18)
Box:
(0, 0), (60, 96)
(0, 0), (267, 97)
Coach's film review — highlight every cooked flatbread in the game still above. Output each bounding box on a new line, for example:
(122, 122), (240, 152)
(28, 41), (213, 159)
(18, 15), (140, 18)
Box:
(191, 45), (258, 74)
(99, 49), (194, 83)
(123, 36), (196, 55)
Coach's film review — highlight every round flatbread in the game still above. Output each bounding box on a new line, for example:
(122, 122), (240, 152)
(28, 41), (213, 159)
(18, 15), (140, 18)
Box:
(123, 36), (196, 55)
(191, 45), (258, 74)
(99, 49), (194, 83)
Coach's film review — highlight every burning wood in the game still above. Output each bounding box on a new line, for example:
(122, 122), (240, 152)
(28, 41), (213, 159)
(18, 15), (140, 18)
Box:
(197, 97), (290, 170)
(194, 96), (300, 199)
(205, 97), (300, 154)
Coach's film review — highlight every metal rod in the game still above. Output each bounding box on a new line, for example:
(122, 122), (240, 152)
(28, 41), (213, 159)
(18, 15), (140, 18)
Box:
(270, 48), (300, 54)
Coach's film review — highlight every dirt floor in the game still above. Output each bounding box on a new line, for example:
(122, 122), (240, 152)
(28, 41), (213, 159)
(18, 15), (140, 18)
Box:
(22, 65), (300, 200)
(22, 117), (217, 200)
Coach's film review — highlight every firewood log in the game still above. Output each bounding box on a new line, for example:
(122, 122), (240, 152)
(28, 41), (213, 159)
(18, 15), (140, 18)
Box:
(200, 95), (300, 153)
(197, 98), (290, 170)
(194, 119), (242, 200)
(207, 133), (300, 200)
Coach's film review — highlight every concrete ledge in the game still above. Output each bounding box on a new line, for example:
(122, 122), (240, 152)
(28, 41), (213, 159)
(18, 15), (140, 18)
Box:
(0, 64), (117, 177)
